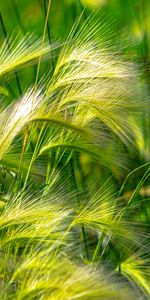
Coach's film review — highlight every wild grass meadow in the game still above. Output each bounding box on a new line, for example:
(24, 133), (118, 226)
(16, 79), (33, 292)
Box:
(0, 0), (150, 299)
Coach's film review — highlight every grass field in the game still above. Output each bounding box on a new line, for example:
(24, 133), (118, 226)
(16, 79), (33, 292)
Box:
(0, 0), (150, 299)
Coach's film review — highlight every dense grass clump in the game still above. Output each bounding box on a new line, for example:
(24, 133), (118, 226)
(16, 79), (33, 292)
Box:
(0, 1), (150, 299)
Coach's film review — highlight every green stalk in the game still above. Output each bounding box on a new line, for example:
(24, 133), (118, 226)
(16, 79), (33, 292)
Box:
(92, 231), (105, 263)
(0, 13), (22, 96)
(81, 225), (89, 259)
(43, 0), (55, 73)
(42, 0), (56, 192)
(70, 158), (89, 259)
(23, 125), (45, 189)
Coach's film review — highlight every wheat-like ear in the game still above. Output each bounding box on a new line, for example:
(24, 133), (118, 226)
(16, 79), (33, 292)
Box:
(121, 249), (150, 296)
(0, 190), (70, 251)
(0, 35), (54, 77)
(0, 88), (44, 160)
(72, 185), (148, 253)
(42, 14), (144, 148)
(12, 249), (139, 300)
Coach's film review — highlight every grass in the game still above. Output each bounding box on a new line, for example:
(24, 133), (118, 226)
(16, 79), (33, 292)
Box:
(0, 0), (150, 299)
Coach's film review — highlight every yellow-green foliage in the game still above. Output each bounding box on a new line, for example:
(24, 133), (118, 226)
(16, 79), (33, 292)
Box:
(0, 13), (149, 300)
